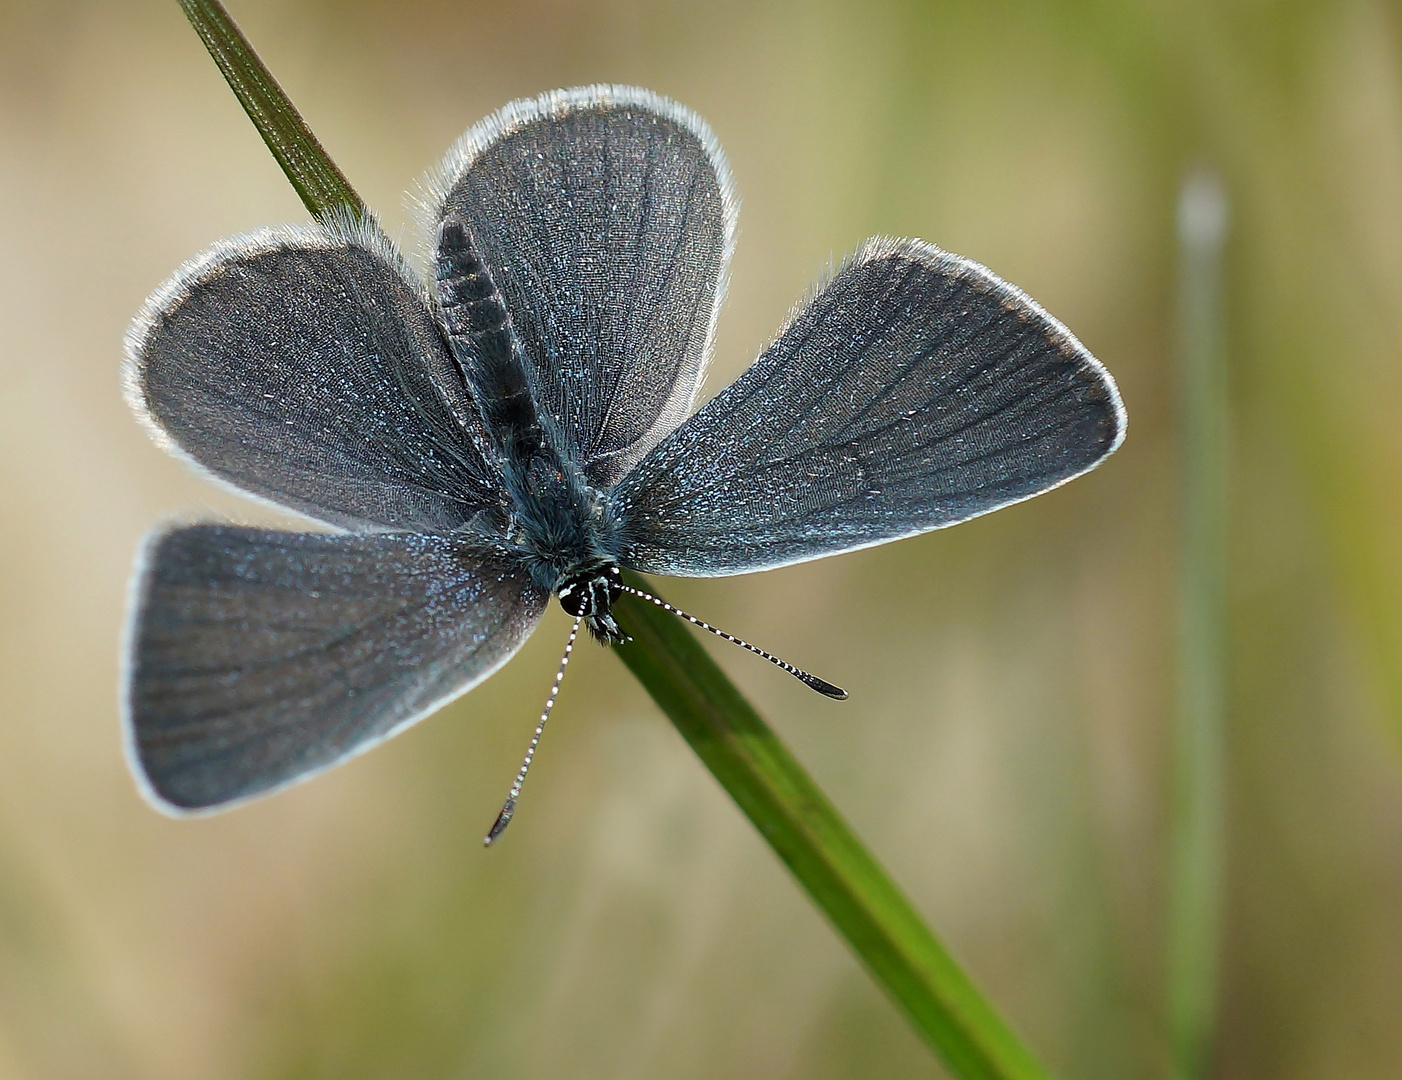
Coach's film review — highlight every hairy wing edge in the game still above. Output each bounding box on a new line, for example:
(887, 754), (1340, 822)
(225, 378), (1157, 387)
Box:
(416, 84), (739, 449)
(119, 523), (546, 817)
(122, 210), (437, 533)
(613, 236), (1127, 577)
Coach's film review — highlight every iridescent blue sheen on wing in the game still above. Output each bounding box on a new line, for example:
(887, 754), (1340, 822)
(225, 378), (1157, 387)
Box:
(428, 85), (735, 488)
(126, 216), (508, 533)
(608, 238), (1125, 576)
(121, 86), (1126, 816)
(126, 526), (546, 812)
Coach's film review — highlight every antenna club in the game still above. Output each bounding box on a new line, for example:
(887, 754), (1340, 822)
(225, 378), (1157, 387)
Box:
(484, 798), (515, 846)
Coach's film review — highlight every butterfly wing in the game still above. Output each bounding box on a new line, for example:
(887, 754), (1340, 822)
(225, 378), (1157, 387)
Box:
(125, 525), (547, 812)
(127, 216), (507, 533)
(428, 85), (735, 487)
(610, 239), (1126, 576)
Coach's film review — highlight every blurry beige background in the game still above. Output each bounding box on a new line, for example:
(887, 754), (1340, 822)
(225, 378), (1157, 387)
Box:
(3, 0), (1402, 1077)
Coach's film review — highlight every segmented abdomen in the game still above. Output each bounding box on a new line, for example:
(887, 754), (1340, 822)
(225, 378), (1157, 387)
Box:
(435, 215), (541, 452)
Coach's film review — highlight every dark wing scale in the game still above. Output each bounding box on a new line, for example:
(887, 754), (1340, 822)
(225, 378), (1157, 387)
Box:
(126, 215), (507, 533)
(428, 85), (734, 487)
(610, 238), (1125, 576)
(125, 526), (546, 812)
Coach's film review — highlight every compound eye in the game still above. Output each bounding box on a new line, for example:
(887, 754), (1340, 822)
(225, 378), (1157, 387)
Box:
(557, 582), (589, 617)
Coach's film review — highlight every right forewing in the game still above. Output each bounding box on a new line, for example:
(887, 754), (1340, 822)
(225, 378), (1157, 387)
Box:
(611, 239), (1125, 576)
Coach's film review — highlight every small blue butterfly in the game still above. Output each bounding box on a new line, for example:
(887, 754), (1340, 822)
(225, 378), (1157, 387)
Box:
(123, 85), (1125, 840)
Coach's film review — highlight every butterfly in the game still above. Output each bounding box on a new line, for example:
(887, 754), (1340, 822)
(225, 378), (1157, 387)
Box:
(122, 84), (1125, 840)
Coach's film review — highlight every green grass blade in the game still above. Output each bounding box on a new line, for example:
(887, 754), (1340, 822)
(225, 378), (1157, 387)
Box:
(1166, 168), (1230, 1080)
(172, 5), (1059, 1076)
(177, 0), (365, 219)
(615, 575), (1053, 1080)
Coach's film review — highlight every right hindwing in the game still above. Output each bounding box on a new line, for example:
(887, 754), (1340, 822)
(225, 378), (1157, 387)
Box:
(126, 216), (507, 533)
(427, 85), (736, 488)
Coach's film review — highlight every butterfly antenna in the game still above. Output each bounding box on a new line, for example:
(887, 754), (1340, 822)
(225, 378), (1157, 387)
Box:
(484, 616), (582, 846)
(617, 585), (846, 700)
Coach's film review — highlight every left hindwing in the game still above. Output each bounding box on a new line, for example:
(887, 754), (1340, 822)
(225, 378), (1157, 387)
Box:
(609, 238), (1126, 577)
(125, 526), (547, 813)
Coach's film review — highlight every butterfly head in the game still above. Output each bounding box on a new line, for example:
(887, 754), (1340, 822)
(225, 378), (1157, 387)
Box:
(556, 561), (625, 643)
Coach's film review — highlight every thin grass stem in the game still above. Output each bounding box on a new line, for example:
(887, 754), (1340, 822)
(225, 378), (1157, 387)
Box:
(614, 575), (1053, 1080)
(177, 0), (365, 220)
(1167, 167), (1230, 1080)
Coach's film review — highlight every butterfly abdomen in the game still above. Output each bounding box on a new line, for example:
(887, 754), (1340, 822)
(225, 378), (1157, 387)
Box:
(436, 216), (542, 455)
(436, 213), (616, 588)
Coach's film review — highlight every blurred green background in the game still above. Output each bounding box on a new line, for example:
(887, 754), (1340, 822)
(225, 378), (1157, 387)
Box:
(3, 0), (1402, 1076)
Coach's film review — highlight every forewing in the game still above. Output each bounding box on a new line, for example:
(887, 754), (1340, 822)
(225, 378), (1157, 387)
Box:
(428, 85), (735, 486)
(125, 525), (546, 812)
(127, 216), (507, 532)
(611, 239), (1126, 576)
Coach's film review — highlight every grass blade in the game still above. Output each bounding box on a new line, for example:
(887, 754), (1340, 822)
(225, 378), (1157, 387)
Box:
(1167, 168), (1230, 1080)
(614, 575), (1052, 1080)
(171, 4), (1059, 1076)
(177, 0), (364, 219)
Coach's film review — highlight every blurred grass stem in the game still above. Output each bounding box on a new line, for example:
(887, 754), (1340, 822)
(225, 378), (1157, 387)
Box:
(1167, 168), (1230, 1080)
(174, 3), (1057, 1077)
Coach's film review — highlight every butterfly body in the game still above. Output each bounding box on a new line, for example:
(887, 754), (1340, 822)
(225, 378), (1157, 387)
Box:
(436, 212), (626, 639)
(122, 85), (1124, 816)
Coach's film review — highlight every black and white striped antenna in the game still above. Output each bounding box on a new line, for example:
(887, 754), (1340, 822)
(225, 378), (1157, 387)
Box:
(484, 586), (846, 845)
(484, 616), (582, 846)
(618, 584), (846, 700)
